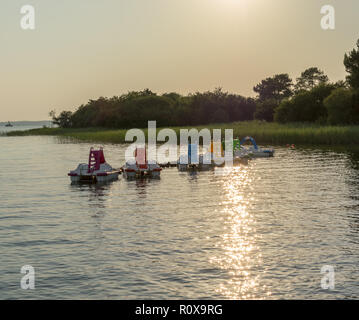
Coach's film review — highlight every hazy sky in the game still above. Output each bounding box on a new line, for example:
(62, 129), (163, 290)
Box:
(1, 0), (359, 121)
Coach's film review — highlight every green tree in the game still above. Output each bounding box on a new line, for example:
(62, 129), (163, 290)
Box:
(253, 74), (293, 103)
(274, 99), (291, 123)
(324, 88), (359, 125)
(344, 39), (359, 89)
(274, 84), (335, 123)
(121, 95), (175, 128)
(254, 99), (278, 122)
(333, 80), (348, 89)
(294, 67), (328, 92)
(211, 108), (229, 123)
(162, 92), (181, 102)
(50, 110), (73, 128)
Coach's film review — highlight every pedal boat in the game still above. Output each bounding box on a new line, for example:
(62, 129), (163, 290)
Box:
(122, 148), (162, 179)
(239, 136), (274, 158)
(177, 144), (215, 171)
(68, 148), (120, 183)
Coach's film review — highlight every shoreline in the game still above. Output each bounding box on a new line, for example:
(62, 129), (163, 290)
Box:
(5, 121), (359, 147)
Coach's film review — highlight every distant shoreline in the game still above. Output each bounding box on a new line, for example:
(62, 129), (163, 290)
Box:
(6, 121), (359, 147)
(0, 120), (50, 123)
(0, 120), (51, 126)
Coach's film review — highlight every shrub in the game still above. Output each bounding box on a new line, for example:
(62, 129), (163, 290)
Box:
(324, 88), (356, 125)
(274, 84), (335, 123)
(254, 99), (278, 122)
(274, 99), (291, 123)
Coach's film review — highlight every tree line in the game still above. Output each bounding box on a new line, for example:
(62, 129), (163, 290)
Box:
(51, 39), (359, 128)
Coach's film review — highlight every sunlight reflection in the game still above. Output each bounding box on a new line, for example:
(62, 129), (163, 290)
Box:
(210, 166), (271, 299)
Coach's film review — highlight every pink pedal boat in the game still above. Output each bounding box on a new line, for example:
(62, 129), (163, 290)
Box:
(68, 148), (120, 183)
(122, 147), (162, 179)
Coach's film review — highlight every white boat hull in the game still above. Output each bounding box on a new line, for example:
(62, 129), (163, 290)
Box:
(123, 169), (161, 179)
(69, 162), (120, 183)
(122, 158), (162, 179)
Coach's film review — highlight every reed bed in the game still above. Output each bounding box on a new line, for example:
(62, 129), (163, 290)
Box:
(7, 121), (359, 146)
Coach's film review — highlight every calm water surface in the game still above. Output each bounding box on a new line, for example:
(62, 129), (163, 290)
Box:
(1, 134), (359, 299)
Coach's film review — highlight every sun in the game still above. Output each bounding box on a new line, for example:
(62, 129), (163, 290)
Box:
(216, 0), (251, 11)
(213, 0), (252, 15)
(225, 0), (248, 6)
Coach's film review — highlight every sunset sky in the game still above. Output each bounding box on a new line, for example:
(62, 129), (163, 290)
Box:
(1, 0), (359, 121)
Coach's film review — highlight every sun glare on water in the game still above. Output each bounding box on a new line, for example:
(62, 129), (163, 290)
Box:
(209, 166), (271, 299)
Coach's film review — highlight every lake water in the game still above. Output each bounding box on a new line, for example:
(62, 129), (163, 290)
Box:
(0, 121), (52, 135)
(1, 132), (359, 299)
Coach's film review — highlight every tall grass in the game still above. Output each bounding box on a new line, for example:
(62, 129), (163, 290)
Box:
(7, 121), (359, 146)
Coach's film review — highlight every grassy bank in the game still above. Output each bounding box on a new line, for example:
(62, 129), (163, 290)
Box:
(6, 121), (359, 146)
